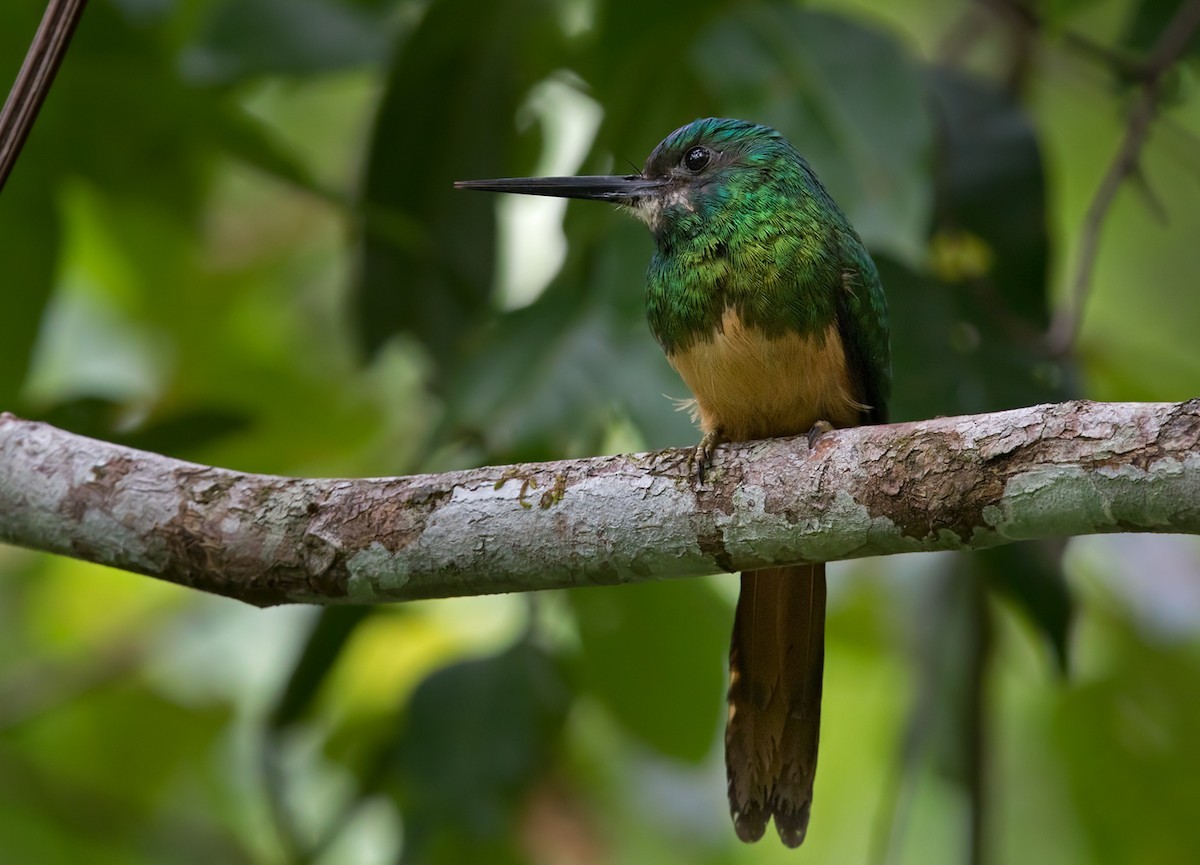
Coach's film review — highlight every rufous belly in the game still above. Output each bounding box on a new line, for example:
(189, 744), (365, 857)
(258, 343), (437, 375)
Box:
(667, 308), (864, 441)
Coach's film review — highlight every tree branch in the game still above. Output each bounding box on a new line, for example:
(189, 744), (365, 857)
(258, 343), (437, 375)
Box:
(1, 400), (1198, 607)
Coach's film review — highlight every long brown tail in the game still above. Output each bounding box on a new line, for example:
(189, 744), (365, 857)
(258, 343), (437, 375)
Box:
(726, 563), (826, 848)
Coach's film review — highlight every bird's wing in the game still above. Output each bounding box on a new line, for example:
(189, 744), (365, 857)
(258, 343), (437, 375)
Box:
(836, 239), (891, 425)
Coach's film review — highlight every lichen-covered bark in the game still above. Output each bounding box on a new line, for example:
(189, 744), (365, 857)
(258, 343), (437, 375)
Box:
(1, 400), (1198, 607)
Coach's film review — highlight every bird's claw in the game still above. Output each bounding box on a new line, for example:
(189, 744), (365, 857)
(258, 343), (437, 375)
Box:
(692, 430), (723, 483)
(651, 431), (723, 484)
(806, 420), (835, 449)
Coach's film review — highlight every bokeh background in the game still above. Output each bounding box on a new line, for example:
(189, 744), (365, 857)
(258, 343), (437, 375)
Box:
(2, 0), (1200, 863)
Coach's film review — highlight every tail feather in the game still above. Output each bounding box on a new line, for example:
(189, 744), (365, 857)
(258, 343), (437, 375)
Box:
(726, 564), (827, 848)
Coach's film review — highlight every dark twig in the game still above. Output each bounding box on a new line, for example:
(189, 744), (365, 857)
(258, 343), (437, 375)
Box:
(0, 0), (89, 193)
(1048, 0), (1200, 352)
(982, 0), (1200, 185)
(964, 576), (992, 865)
(1047, 87), (1160, 351)
(980, 0), (1147, 81)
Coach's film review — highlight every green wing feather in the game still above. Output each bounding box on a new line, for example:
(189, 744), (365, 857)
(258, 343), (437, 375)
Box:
(836, 236), (891, 425)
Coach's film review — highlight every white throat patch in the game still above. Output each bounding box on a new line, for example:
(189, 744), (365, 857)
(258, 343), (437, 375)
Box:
(625, 185), (693, 232)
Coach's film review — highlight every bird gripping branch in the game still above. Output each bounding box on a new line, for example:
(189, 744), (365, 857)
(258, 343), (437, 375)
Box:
(457, 117), (891, 847)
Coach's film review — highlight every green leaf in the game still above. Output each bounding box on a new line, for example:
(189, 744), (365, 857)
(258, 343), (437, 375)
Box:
(1040, 0), (1111, 22)
(975, 542), (1073, 674)
(880, 255), (1068, 421)
(568, 579), (728, 763)
(1054, 616), (1200, 864)
(5, 682), (232, 815)
(269, 606), (373, 730)
(1122, 0), (1200, 57)
(691, 5), (933, 265)
(181, 0), (393, 84)
(927, 67), (1052, 329)
(27, 399), (251, 455)
(0, 159), (59, 409)
(0, 2), (62, 408)
(883, 70), (1069, 420)
(444, 221), (696, 459)
(580, 0), (730, 152)
(354, 0), (564, 370)
(205, 106), (326, 194)
(393, 640), (570, 863)
(38, 1), (214, 215)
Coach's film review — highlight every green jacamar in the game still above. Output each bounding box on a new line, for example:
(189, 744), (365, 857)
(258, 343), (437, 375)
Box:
(457, 118), (891, 847)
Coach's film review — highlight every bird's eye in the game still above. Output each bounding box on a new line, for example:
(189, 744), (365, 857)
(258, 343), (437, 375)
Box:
(683, 146), (712, 172)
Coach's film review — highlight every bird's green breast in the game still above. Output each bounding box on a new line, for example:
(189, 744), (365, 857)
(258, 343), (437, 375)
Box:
(644, 203), (843, 356)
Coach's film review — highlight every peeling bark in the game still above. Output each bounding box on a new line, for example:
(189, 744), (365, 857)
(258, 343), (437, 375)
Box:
(1, 400), (1198, 607)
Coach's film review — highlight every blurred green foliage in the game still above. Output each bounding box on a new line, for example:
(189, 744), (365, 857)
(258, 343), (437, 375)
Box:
(1, 0), (1199, 863)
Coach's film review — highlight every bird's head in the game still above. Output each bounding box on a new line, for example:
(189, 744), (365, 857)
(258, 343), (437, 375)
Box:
(456, 118), (804, 237)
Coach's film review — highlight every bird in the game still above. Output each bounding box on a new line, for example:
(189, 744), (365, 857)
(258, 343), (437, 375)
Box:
(456, 117), (891, 847)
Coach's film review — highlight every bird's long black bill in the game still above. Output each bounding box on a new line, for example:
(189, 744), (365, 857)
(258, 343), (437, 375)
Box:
(454, 174), (663, 204)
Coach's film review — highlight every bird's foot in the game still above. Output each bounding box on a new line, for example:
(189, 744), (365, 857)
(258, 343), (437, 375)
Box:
(649, 430), (725, 484)
(692, 430), (724, 483)
(806, 420), (835, 450)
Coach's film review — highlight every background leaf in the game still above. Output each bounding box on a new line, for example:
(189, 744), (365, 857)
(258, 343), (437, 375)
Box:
(392, 640), (571, 864)
(182, 0), (393, 84)
(569, 580), (729, 763)
(692, 6), (932, 264)
(355, 0), (564, 370)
